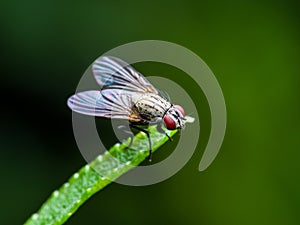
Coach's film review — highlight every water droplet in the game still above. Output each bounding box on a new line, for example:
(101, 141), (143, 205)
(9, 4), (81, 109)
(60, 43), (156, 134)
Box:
(53, 190), (59, 197)
(32, 213), (39, 220)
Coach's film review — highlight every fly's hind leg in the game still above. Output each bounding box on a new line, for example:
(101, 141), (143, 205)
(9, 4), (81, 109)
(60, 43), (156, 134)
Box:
(117, 125), (134, 149)
(129, 124), (152, 161)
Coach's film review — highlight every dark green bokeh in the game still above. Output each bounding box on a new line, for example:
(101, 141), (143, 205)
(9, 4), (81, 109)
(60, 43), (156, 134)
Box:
(1, 1), (299, 224)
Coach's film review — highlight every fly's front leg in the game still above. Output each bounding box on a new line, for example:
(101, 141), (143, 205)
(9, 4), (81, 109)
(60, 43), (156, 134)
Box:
(129, 124), (152, 161)
(157, 121), (173, 142)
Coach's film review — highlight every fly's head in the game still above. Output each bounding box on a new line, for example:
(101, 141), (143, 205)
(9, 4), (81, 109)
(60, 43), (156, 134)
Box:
(163, 105), (186, 130)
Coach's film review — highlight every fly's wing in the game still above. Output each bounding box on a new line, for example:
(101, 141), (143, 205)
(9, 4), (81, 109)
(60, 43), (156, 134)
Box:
(92, 56), (159, 94)
(157, 89), (171, 102)
(67, 90), (142, 122)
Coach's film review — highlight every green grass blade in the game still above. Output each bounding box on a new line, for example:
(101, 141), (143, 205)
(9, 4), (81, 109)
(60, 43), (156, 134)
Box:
(24, 125), (178, 225)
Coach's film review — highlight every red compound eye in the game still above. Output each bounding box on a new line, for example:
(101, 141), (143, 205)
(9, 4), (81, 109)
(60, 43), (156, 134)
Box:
(163, 115), (176, 130)
(173, 105), (185, 117)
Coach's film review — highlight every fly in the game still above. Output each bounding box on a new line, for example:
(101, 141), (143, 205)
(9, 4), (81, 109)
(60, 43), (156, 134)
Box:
(67, 56), (186, 160)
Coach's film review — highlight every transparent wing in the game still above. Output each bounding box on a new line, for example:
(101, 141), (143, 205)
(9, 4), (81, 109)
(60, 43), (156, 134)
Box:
(157, 89), (171, 102)
(67, 90), (142, 122)
(92, 56), (159, 94)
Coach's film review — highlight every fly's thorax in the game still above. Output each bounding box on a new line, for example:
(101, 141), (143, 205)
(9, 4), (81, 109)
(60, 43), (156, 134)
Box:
(134, 93), (172, 120)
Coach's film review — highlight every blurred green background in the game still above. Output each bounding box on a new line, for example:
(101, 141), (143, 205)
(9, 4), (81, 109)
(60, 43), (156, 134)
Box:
(1, 0), (300, 224)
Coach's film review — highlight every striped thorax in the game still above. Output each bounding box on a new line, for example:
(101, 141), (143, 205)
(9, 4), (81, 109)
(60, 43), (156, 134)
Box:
(134, 93), (185, 130)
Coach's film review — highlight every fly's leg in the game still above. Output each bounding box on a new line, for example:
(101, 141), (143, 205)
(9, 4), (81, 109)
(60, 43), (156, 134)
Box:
(129, 124), (152, 161)
(157, 122), (173, 142)
(117, 125), (133, 149)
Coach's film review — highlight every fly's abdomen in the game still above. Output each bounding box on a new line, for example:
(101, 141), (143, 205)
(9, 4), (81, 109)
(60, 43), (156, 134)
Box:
(134, 94), (171, 121)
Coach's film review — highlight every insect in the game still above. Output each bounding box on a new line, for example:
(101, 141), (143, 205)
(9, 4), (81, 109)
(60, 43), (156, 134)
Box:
(67, 56), (186, 160)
